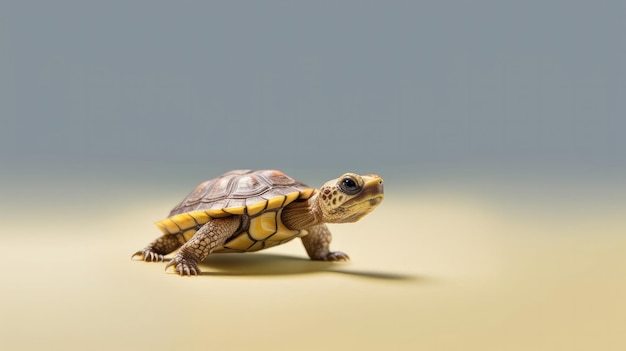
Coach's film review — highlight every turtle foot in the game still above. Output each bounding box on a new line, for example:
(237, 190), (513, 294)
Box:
(165, 256), (200, 276)
(131, 249), (165, 262)
(322, 251), (350, 262)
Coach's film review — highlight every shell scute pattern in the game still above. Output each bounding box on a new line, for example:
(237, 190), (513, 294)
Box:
(155, 170), (316, 252)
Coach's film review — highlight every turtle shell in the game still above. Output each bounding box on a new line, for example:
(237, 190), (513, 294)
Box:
(154, 170), (316, 253)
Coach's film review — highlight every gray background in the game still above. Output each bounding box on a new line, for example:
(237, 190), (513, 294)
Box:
(1, 0), (624, 187)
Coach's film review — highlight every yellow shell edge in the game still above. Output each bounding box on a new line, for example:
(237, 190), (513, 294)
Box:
(298, 188), (316, 199)
(155, 211), (212, 235)
(156, 218), (180, 235)
(246, 200), (268, 216)
(169, 213), (197, 231)
(222, 206), (246, 215)
(155, 189), (312, 237)
(266, 195), (286, 210)
(283, 191), (301, 205)
(187, 211), (210, 224)
(204, 209), (230, 218)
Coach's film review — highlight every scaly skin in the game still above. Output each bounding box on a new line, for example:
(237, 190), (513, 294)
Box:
(165, 217), (241, 276)
(301, 224), (349, 261)
(132, 233), (186, 262)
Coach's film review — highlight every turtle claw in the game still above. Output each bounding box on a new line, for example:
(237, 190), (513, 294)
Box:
(165, 257), (200, 276)
(131, 249), (164, 262)
(131, 251), (142, 260)
(324, 251), (350, 262)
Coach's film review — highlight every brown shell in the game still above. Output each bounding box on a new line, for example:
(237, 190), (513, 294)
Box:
(154, 170), (316, 252)
(169, 169), (311, 216)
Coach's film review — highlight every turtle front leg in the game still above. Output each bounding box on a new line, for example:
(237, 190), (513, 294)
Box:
(165, 216), (240, 276)
(301, 224), (350, 261)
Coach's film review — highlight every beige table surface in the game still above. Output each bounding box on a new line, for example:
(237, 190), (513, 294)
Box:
(1, 179), (625, 351)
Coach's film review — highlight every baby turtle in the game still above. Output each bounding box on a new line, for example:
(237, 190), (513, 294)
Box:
(132, 169), (384, 275)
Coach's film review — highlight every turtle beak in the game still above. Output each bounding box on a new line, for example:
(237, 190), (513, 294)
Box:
(361, 174), (384, 206)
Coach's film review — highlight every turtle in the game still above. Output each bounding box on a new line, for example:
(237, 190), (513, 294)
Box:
(132, 169), (384, 276)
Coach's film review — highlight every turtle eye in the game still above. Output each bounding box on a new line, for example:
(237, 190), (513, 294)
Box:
(339, 176), (361, 195)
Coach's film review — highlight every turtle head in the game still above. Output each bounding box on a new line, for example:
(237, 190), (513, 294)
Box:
(317, 173), (384, 223)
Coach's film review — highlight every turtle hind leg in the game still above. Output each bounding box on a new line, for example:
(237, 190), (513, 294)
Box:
(301, 224), (350, 261)
(132, 234), (186, 262)
(165, 216), (241, 276)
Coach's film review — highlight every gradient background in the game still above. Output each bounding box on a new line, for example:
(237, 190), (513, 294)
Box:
(1, 1), (625, 350)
